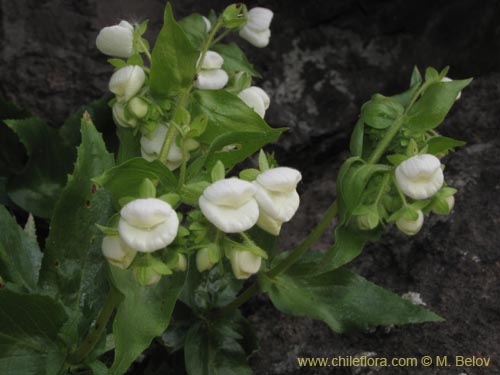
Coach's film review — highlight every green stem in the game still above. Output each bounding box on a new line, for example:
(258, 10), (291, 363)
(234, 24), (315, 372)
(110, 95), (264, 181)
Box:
(374, 173), (390, 205)
(177, 140), (189, 189)
(138, 39), (152, 63)
(67, 288), (121, 365)
(211, 283), (259, 319)
(211, 29), (231, 46)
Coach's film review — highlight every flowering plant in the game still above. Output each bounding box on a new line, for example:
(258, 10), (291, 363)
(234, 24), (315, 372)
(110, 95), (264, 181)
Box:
(0, 3), (470, 374)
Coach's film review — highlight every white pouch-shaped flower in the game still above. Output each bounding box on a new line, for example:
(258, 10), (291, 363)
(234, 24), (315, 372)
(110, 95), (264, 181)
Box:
(118, 198), (179, 252)
(96, 20), (134, 58)
(112, 102), (137, 128)
(199, 178), (259, 233)
(396, 210), (424, 236)
(239, 7), (273, 48)
(109, 65), (146, 102)
(101, 236), (137, 269)
(238, 86), (270, 118)
(253, 167), (302, 235)
(140, 124), (185, 170)
(395, 154), (444, 200)
(229, 249), (262, 280)
(194, 51), (228, 90)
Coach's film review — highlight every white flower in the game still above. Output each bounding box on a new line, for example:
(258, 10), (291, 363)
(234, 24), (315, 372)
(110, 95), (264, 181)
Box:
(395, 154), (444, 200)
(441, 77), (462, 100)
(199, 178), (259, 233)
(239, 7), (273, 48)
(112, 102), (137, 128)
(140, 124), (186, 170)
(109, 65), (145, 101)
(96, 20), (134, 58)
(229, 249), (262, 280)
(101, 236), (137, 269)
(118, 198), (179, 252)
(253, 167), (302, 235)
(202, 16), (211, 32)
(194, 51), (228, 90)
(238, 86), (270, 118)
(396, 210), (424, 236)
(196, 247), (216, 272)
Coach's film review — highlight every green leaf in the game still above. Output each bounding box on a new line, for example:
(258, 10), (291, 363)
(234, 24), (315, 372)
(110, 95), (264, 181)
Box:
(349, 118), (364, 157)
(0, 290), (68, 375)
(212, 43), (260, 77)
(390, 66), (422, 107)
(260, 260), (443, 334)
(109, 267), (185, 375)
(179, 14), (208, 48)
(116, 127), (141, 164)
(184, 312), (254, 375)
(150, 3), (199, 99)
(426, 136), (465, 155)
(138, 178), (157, 199)
(39, 114), (114, 342)
(405, 78), (472, 132)
(93, 158), (177, 202)
(362, 95), (404, 130)
(0, 205), (42, 292)
(5, 118), (75, 218)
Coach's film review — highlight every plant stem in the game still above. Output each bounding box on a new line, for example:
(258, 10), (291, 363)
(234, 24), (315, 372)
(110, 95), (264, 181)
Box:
(177, 140), (189, 189)
(67, 288), (121, 365)
(211, 283), (259, 319)
(138, 38), (152, 64)
(211, 29), (231, 46)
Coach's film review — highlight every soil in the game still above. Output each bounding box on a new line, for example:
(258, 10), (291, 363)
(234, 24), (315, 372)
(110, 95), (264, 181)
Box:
(1, 0), (499, 374)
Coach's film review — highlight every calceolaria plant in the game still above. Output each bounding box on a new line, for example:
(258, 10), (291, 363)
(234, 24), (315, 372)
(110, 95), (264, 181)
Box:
(0, 3), (471, 374)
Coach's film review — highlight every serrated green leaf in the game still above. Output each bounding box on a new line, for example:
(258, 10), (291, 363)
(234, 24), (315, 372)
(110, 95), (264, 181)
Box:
(212, 43), (260, 77)
(150, 3), (199, 98)
(260, 258), (443, 334)
(39, 114), (114, 342)
(405, 78), (472, 132)
(0, 205), (42, 292)
(184, 312), (254, 375)
(0, 290), (68, 375)
(93, 158), (177, 203)
(109, 267), (185, 375)
(426, 136), (465, 155)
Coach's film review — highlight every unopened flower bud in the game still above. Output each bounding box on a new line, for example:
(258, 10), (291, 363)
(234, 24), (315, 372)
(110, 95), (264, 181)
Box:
(196, 247), (216, 272)
(199, 178), (259, 233)
(101, 236), (137, 269)
(96, 20), (134, 58)
(118, 198), (179, 252)
(112, 102), (137, 128)
(229, 249), (262, 280)
(239, 7), (273, 48)
(445, 195), (455, 211)
(176, 254), (187, 272)
(357, 213), (379, 231)
(395, 154), (444, 200)
(202, 16), (211, 32)
(238, 86), (270, 118)
(396, 210), (424, 236)
(109, 65), (146, 102)
(128, 97), (148, 118)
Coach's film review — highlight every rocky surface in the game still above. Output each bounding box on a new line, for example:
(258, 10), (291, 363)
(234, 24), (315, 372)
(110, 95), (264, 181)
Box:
(1, 0), (499, 373)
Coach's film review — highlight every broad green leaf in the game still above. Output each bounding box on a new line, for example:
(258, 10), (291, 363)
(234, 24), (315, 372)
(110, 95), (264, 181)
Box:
(116, 127), (141, 164)
(361, 95), (404, 130)
(150, 3), (199, 98)
(212, 43), (260, 77)
(405, 78), (472, 132)
(260, 260), (443, 334)
(190, 90), (284, 144)
(426, 136), (465, 155)
(0, 290), (68, 375)
(391, 66), (423, 107)
(39, 114), (114, 342)
(5, 118), (75, 218)
(179, 14), (208, 48)
(184, 312), (254, 375)
(0, 205), (42, 291)
(109, 267), (185, 375)
(93, 158), (177, 202)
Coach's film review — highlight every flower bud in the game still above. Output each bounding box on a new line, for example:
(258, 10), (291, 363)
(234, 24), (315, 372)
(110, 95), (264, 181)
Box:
(176, 254), (187, 272)
(128, 97), (148, 118)
(395, 154), (444, 200)
(199, 178), (259, 233)
(253, 167), (302, 235)
(112, 102), (137, 128)
(140, 124), (186, 170)
(238, 86), (270, 118)
(396, 209), (424, 236)
(118, 198), (179, 252)
(239, 7), (273, 48)
(202, 16), (211, 32)
(441, 77), (462, 100)
(357, 213), (379, 231)
(445, 195), (455, 211)
(196, 247), (216, 272)
(109, 65), (146, 102)
(101, 236), (137, 269)
(229, 249), (262, 280)
(96, 20), (134, 58)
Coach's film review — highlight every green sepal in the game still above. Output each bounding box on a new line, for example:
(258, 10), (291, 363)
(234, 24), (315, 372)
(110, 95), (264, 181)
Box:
(239, 168), (261, 181)
(211, 160), (226, 182)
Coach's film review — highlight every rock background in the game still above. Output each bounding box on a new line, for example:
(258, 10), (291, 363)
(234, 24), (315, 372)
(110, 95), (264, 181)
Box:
(1, 0), (500, 374)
